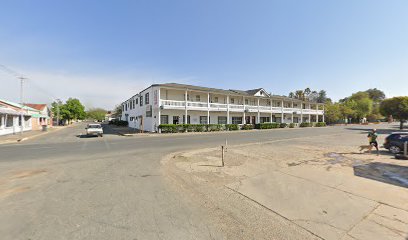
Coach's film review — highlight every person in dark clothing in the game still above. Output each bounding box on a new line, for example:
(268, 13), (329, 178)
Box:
(367, 129), (379, 156)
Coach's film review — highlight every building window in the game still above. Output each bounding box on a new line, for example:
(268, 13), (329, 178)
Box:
(140, 96), (143, 106)
(6, 115), (13, 127)
(200, 116), (207, 124)
(173, 116), (179, 124)
(145, 93), (150, 104)
(135, 98), (138, 104)
(230, 98), (235, 104)
(267, 100), (271, 106)
(218, 116), (227, 124)
(214, 97), (218, 103)
(232, 117), (242, 124)
(196, 95), (200, 102)
(161, 115), (169, 124)
(245, 99), (248, 105)
(260, 117), (270, 123)
(182, 115), (191, 124)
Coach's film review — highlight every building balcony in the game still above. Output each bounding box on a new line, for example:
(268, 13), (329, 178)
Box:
(160, 100), (324, 114)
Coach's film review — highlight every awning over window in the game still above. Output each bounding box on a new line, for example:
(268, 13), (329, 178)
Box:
(31, 113), (50, 119)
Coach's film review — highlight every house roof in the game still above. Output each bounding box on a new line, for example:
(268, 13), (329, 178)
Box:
(0, 99), (38, 112)
(153, 83), (315, 102)
(25, 103), (47, 111)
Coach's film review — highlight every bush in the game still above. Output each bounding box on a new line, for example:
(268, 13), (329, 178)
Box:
(192, 124), (206, 132)
(242, 124), (254, 130)
(315, 122), (326, 127)
(207, 124), (223, 132)
(226, 124), (239, 131)
(255, 123), (279, 129)
(299, 122), (311, 128)
(158, 124), (178, 133)
(279, 123), (287, 128)
(289, 123), (295, 128)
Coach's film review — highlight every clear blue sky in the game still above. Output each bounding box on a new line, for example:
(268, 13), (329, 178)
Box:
(0, 0), (407, 109)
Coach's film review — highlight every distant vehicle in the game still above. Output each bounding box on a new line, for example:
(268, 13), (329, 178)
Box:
(86, 123), (103, 137)
(383, 132), (408, 154)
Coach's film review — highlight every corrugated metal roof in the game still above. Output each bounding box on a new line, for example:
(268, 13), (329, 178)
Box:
(0, 99), (39, 111)
(0, 106), (30, 115)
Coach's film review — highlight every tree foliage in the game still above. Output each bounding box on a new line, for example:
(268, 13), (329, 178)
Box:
(86, 108), (107, 121)
(380, 97), (408, 129)
(51, 98), (86, 122)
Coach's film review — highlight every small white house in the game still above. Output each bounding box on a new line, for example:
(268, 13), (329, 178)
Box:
(120, 83), (325, 132)
(0, 100), (32, 136)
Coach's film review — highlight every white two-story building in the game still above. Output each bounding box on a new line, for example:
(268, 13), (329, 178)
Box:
(121, 83), (325, 132)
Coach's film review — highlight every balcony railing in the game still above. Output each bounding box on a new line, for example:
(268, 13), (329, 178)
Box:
(160, 100), (324, 114)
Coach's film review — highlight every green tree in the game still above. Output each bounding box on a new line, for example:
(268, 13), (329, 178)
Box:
(112, 104), (123, 118)
(365, 88), (385, 103)
(324, 102), (342, 124)
(86, 108), (107, 121)
(64, 98), (86, 121)
(380, 97), (408, 129)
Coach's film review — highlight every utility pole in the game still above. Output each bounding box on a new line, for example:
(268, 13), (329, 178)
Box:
(18, 76), (27, 135)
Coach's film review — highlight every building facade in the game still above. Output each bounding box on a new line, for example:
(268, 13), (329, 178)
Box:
(0, 100), (33, 136)
(121, 83), (325, 132)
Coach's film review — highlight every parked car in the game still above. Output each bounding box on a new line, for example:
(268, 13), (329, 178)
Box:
(86, 123), (103, 137)
(383, 132), (408, 154)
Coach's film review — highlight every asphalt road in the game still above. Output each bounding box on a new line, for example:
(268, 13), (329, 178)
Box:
(0, 122), (394, 240)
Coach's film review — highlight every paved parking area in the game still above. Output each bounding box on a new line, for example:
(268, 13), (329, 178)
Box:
(164, 123), (408, 240)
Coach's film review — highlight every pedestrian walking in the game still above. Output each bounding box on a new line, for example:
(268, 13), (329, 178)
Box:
(367, 129), (379, 156)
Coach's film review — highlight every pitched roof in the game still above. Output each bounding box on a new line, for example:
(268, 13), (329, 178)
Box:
(25, 103), (47, 111)
(0, 99), (38, 111)
(146, 83), (320, 103)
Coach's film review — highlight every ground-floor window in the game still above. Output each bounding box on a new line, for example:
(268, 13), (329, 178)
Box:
(18, 116), (22, 126)
(0, 114), (3, 128)
(161, 115), (169, 124)
(275, 117), (282, 123)
(293, 117), (299, 123)
(182, 115), (190, 124)
(260, 117), (270, 123)
(200, 116), (208, 124)
(218, 116), (227, 124)
(232, 117), (242, 124)
(6, 115), (13, 127)
(173, 116), (179, 124)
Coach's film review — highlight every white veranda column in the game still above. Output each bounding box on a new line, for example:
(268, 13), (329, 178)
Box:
(322, 105), (325, 122)
(243, 96), (246, 124)
(207, 92), (210, 124)
(227, 95), (230, 124)
(257, 98), (260, 123)
(281, 100), (284, 123)
(185, 89), (188, 124)
(270, 98), (273, 122)
(291, 101), (294, 123)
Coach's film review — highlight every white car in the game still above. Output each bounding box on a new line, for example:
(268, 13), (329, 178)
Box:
(86, 124), (103, 137)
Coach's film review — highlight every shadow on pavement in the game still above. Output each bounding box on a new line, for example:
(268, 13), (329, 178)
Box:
(101, 123), (141, 136)
(353, 162), (408, 188)
(76, 134), (99, 138)
(345, 126), (408, 135)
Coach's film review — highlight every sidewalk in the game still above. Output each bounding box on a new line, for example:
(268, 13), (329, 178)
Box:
(0, 126), (68, 144)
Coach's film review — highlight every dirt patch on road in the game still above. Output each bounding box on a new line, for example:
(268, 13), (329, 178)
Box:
(0, 168), (48, 199)
(12, 169), (47, 179)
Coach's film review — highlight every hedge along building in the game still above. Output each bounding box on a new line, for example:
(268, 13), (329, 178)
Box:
(120, 83), (325, 132)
